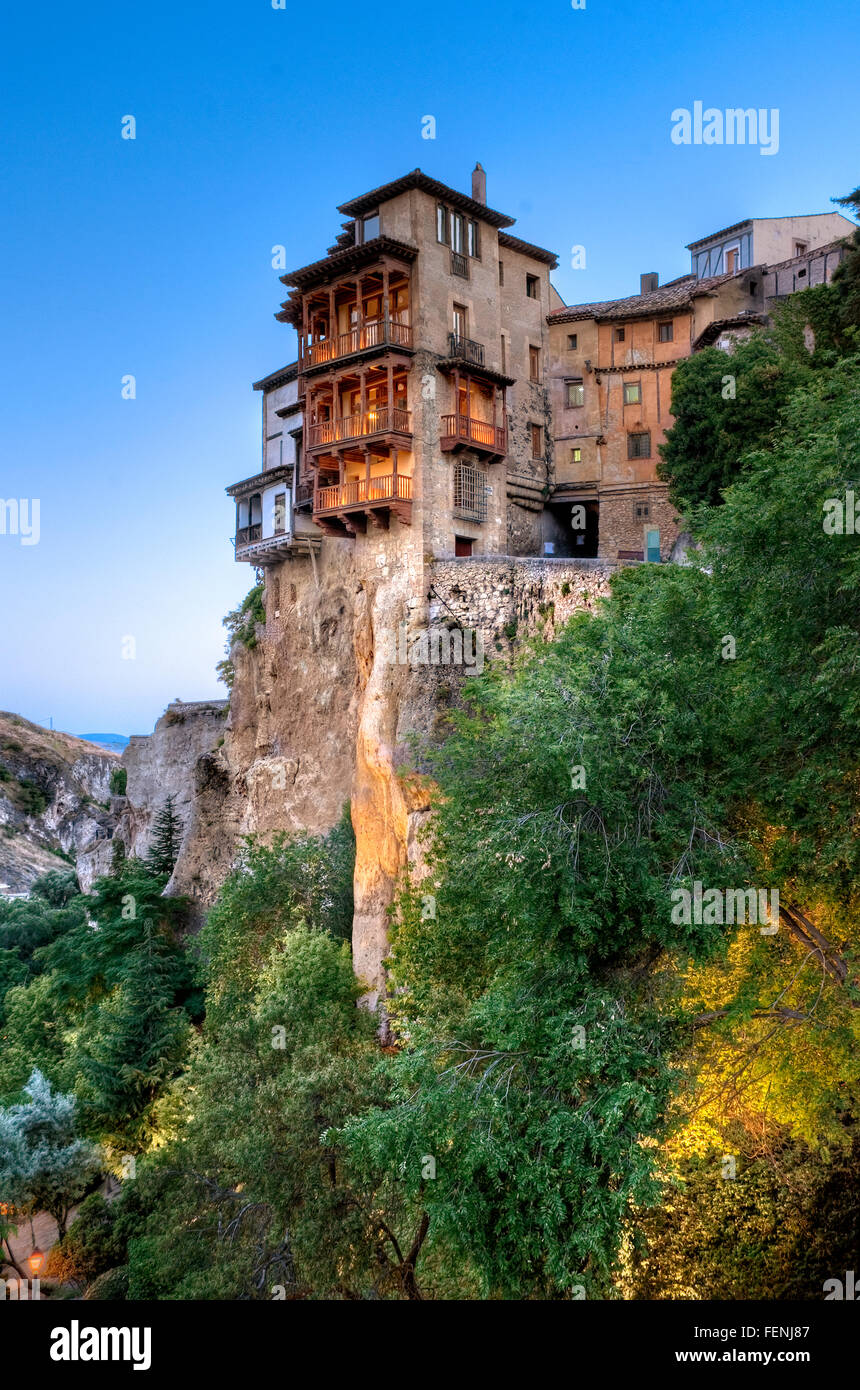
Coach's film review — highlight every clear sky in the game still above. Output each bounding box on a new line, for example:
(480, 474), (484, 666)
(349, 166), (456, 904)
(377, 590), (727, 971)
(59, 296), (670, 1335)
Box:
(0, 0), (857, 736)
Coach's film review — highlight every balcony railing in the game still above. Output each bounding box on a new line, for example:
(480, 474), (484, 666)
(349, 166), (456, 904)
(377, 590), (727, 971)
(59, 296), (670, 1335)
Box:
(440, 414), (507, 454)
(307, 406), (412, 448)
(302, 319), (412, 368)
(235, 524), (262, 547)
(451, 251), (468, 278)
(294, 480), (314, 506)
(315, 473), (412, 512)
(448, 332), (485, 366)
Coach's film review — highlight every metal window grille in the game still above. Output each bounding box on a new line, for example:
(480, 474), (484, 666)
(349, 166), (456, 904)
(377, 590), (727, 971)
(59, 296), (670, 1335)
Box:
(453, 463), (487, 521)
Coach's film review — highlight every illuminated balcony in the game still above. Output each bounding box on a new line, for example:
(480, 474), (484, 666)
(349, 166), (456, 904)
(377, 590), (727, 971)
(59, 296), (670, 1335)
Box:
(313, 472), (412, 533)
(307, 406), (412, 451)
(440, 413), (506, 458)
(301, 320), (413, 370)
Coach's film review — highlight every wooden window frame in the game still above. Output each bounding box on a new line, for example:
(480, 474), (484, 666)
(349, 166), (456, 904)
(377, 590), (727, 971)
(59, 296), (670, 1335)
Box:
(568, 333), (578, 350)
(623, 380), (642, 405)
(526, 274), (539, 299)
(657, 321), (674, 343)
(530, 423), (543, 459)
(529, 345), (541, 381)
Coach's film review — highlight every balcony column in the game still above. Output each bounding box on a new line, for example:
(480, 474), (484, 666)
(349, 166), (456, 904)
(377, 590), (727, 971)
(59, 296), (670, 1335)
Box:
(383, 263), (390, 343)
(392, 447), (398, 481)
(363, 446), (371, 497)
(301, 295), (309, 368)
(387, 361), (393, 426)
(454, 366), (460, 437)
(329, 286), (336, 347)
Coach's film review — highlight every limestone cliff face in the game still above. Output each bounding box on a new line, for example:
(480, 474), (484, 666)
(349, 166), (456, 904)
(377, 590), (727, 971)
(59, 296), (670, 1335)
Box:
(165, 552), (616, 1010)
(0, 712), (118, 894)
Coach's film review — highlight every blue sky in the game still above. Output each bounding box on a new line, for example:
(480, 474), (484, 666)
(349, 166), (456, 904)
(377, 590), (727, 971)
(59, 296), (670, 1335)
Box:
(0, 0), (857, 735)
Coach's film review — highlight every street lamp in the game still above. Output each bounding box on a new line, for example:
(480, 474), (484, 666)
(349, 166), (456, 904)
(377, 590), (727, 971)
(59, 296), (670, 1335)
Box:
(27, 1248), (44, 1276)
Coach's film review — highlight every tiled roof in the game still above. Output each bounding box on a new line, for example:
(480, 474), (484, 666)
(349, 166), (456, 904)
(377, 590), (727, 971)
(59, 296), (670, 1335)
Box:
(547, 272), (740, 325)
(498, 231), (558, 267)
(252, 362), (299, 392)
(338, 169), (516, 229)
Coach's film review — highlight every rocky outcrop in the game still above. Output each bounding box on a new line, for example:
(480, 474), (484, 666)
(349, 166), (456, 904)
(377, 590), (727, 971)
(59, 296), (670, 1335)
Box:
(113, 701), (230, 885)
(0, 712), (119, 894)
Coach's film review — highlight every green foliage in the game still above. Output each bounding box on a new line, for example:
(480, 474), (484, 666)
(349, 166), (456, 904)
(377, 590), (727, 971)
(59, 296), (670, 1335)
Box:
(217, 583), (265, 688)
(197, 810), (355, 1025)
(45, 1192), (124, 1291)
(657, 335), (810, 514)
(0, 1070), (101, 1238)
(124, 927), (391, 1300)
(109, 767), (127, 796)
(146, 794), (182, 878)
(15, 776), (49, 817)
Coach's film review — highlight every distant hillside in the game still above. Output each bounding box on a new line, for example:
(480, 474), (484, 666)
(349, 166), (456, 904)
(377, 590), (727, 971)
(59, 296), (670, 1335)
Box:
(0, 712), (120, 892)
(79, 732), (130, 751)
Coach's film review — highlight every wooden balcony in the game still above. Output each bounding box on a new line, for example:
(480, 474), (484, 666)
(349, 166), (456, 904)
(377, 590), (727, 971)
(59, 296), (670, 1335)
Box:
(313, 473), (412, 533)
(235, 524), (262, 546)
(301, 320), (413, 370)
(307, 406), (412, 450)
(440, 414), (507, 458)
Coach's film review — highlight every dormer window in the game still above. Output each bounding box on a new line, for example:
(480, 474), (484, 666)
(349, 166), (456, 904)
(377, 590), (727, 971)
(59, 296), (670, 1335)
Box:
(724, 243), (740, 274)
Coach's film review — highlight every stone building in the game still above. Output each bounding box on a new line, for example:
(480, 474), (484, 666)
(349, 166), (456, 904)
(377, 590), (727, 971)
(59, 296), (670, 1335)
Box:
(260, 165), (560, 565)
(546, 211), (853, 562)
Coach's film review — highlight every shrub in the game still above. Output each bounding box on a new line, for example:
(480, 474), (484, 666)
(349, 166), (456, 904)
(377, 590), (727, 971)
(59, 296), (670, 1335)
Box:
(109, 768), (127, 796)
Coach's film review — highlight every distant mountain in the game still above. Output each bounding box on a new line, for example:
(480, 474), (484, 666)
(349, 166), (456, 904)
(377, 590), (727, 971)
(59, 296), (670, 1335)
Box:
(79, 733), (130, 751)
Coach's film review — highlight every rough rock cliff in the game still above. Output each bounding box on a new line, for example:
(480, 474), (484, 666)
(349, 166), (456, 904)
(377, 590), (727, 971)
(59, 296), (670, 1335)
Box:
(166, 554), (617, 1008)
(0, 712), (119, 894)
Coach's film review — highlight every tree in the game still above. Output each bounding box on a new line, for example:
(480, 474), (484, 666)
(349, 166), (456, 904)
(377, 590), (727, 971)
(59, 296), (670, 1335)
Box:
(146, 795), (182, 879)
(0, 1071), (101, 1239)
(657, 335), (809, 514)
(76, 921), (189, 1148)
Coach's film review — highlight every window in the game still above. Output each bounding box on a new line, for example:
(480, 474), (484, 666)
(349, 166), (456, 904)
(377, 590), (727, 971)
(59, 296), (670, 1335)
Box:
(794, 241), (807, 256)
(467, 220), (480, 258)
(568, 333), (578, 350)
(571, 446), (582, 464)
(273, 492), (287, 535)
(529, 346), (541, 381)
(615, 327), (625, 342)
(646, 528), (661, 563)
(450, 213), (464, 254)
(633, 500), (650, 520)
(500, 335), (506, 372)
(499, 260), (505, 285)
(658, 321), (673, 343)
(531, 424), (543, 458)
(566, 379), (584, 407)
(453, 463), (487, 521)
(453, 303), (468, 340)
(725, 245), (739, 274)
(526, 274), (539, 299)
(628, 431), (651, 459)
(623, 380), (642, 405)
(436, 204), (449, 244)
(454, 536), (473, 557)
(361, 212), (379, 242)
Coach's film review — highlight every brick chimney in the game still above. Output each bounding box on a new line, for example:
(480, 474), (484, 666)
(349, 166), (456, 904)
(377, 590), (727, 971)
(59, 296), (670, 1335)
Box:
(472, 162), (487, 205)
(640, 272), (658, 294)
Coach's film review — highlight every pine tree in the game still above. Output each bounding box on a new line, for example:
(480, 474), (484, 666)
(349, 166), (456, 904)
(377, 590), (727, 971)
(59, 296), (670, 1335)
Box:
(147, 794), (182, 878)
(78, 920), (188, 1146)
